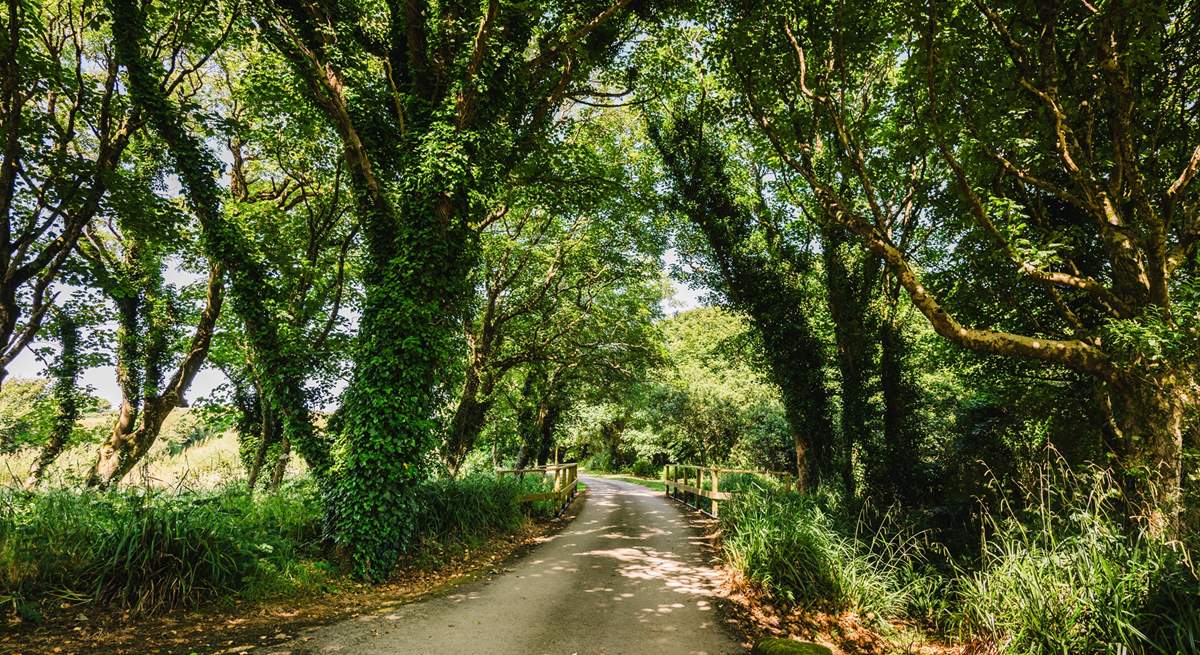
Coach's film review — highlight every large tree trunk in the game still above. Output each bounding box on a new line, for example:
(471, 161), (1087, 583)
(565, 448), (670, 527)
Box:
(1101, 371), (1192, 535)
(246, 404), (281, 492)
(535, 401), (563, 467)
(269, 437), (291, 491)
(650, 117), (837, 491)
(331, 198), (478, 579)
(89, 400), (173, 487)
(878, 313), (921, 503)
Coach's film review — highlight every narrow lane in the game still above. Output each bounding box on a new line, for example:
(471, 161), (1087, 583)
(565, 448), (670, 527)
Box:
(267, 475), (744, 655)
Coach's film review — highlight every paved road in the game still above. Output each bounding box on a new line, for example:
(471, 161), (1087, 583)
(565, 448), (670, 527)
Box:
(268, 475), (744, 655)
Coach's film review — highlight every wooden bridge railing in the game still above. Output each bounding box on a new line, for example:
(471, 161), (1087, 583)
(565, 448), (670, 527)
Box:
(662, 464), (786, 518)
(496, 462), (578, 515)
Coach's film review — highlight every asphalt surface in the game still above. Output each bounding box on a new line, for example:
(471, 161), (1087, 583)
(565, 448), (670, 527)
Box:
(266, 475), (744, 655)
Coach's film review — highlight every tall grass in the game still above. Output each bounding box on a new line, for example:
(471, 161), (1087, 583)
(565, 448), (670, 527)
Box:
(2, 473), (553, 616)
(0, 480), (326, 613)
(718, 483), (925, 618)
(406, 474), (545, 561)
(956, 466), (1200, 654)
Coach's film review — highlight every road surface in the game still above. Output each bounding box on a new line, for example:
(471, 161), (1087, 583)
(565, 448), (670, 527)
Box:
(263, 475), (744, 655)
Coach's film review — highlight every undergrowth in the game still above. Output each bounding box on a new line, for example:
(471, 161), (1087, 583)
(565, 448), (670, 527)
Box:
(1, 473), (553, 618)
(719, 482), (926, 619)
(718, 465), (1200, 654)
(0, 480), (326, 616)
(956, 466), (1200, 654)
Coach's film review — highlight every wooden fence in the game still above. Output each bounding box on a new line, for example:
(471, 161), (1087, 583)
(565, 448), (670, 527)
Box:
(662, 464), (784, 518)
(496, 462), (579, 515)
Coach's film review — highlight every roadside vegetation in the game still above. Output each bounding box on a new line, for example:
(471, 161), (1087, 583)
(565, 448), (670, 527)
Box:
(1, 431), (558, 623)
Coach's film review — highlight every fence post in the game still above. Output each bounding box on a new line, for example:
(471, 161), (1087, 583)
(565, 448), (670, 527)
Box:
(711, 467), (720, 518)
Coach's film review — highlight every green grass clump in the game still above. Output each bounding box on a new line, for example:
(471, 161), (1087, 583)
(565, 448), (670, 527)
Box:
(719, 484), (916, 618)
(0, 481), (326, 614)
(409, 474), (528, 548)
(956, 468), (1200, 654)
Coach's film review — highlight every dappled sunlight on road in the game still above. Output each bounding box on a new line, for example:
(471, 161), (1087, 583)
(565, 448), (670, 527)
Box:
(575, 545), (725, 597)
(262, 474), (743, 655)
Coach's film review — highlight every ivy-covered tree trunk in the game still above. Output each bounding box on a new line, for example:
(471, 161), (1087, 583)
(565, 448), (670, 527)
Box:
(820, 226), (878, 500)
(515, 372), (542, 470)
(328, 190), (479, 577)
(877, 301), (922, 504)
(269, 437), (291, 491)
(110, 294), (141, 438)
(246, 404), (282, 492)
(23, 313), (81, 488)
(651, 116), (837, 490)
(87, 265), (224, 488)
(535, 400), (564, 467)
(444, 364), (495, 476)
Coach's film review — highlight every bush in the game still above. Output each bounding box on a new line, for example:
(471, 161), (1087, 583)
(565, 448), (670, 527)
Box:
(629, 459), (660, 478)
(408, 474), (530, 551)
(956, 467), (1200, 654)
(0, 473), (560, 616)
(584, 451), (618, 472)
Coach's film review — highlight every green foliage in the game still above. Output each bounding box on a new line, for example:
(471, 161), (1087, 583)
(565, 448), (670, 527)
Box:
(0, 380), (57, 453)
(0, 378), (106, 454)
(650, 110), (836, 483)
(956, 467), (1200, 654)
(0, 474), (549, 615)
(407, 474), (545, 564)
(568, 308), (793, 471)
(718, 483), (920, 618)
(0, 481), (325, 613)
(105, 0), (329, 487)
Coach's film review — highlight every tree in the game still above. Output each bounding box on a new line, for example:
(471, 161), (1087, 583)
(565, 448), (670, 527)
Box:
(207, 49), (359, 492)
(442, 113), (664, 474)
(650, 112), (837, 491)
(0, 0), (202, 385)
(249, 0), (667, 577)
(105, 0), (331, 497)
(22, 309), (80, 487)
(712, 0), (1200, 530)
(80, 244), (224, 488)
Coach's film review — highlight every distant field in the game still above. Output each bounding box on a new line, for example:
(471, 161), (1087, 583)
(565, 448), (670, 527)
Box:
(0, 409), (305, 489)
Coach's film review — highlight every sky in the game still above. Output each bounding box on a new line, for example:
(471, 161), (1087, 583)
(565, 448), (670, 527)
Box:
(7, 270), (706, 409)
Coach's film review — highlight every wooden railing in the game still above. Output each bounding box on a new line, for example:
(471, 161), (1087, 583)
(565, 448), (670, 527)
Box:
(496, 462), (579, 515)
(662, 464), (780, 518)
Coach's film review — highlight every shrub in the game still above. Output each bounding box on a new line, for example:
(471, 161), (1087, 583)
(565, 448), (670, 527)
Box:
(1, 473), (558, 616)
(629, 459), (660, 478)
(408, 474), (528, 550)
(584, 451), (618, 472)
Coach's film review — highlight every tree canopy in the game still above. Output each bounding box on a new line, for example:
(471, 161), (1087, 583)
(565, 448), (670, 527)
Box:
(2, 0), (1197, 585)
